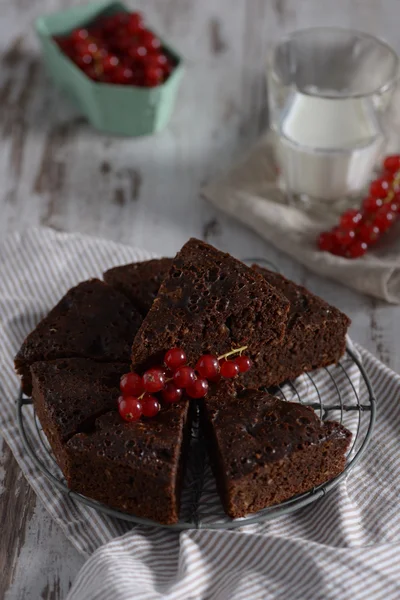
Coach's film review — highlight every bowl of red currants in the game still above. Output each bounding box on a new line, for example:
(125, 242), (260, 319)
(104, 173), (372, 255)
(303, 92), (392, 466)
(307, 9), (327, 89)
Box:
(35, 1), (184, 136)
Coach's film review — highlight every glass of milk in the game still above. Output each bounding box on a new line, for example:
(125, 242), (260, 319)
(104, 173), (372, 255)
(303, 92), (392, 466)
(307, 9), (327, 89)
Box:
(267, 28), (399, 210)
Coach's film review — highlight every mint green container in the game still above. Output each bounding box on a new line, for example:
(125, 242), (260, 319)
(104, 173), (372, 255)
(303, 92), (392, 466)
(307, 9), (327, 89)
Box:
(35, 1), (184, 136)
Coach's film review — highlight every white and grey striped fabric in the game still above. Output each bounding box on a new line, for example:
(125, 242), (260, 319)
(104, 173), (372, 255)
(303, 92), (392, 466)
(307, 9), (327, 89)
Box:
(1, 228), (400, 600)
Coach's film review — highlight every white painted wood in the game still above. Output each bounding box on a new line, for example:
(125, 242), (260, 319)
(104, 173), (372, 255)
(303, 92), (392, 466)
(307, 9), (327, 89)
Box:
(1, 0), (399, 597)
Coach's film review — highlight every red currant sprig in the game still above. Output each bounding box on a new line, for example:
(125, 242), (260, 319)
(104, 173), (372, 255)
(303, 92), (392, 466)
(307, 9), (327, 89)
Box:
(53, 11), (175, 88)
(117, 346), (253, 421)
(317, 154), (400, 259)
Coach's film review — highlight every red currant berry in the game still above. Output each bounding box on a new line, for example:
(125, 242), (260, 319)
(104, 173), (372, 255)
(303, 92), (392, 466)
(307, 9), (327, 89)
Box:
(127, 12), (145, 34)
(120, 372), (144, 396)
(370, 177), (390, 199)
(102, 54), (119, 72)
(145, 66), (163, 87)
(140, 30), (161, 51)
(75, 54), (93, 68)
(143, 368), (165, 393)
(186, 378), (209, 399)
(128, 44), (147, 60)
(372, 206), (396, 232)
(339, 209), (362, 230)
(386, 199), (400, 214)
(220, 360), (240, 379)
(362, 196), (383, 214)
(110, 66), (134, 84)
(235, 355), (252, 373)
(196, 354), (219, 379)
(118, 396), (142, 422)
(141, 395), (160, 417)
(164, 347), (187, 371)
(162, 382), (183, 404)
(333, 228), (356, 247)
(383, 155), (400, 172)
(317, 231), (335, 252)
(173, 366), (196, 388)
(71, 28), (89, 43)
(357, 222), (381, 245)
(346, 241), (368, 259)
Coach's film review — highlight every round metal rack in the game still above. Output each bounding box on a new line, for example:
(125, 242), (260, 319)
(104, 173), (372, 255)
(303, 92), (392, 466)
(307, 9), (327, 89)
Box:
(17, 345), (376, 530)
(16, 257), (376, 530)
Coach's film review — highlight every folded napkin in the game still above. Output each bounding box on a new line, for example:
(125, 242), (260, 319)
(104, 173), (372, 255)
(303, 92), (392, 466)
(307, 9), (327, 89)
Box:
(203, 135), (400, 304)
(1, 228), (400, 600)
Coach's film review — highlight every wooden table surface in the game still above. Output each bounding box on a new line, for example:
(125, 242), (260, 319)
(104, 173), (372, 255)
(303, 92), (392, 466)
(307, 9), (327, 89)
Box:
(1, 0), (400, 598)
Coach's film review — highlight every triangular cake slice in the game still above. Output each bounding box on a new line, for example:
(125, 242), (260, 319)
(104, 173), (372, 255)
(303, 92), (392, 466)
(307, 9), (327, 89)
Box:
(104, 258), (173, 315)
(202, 384), (351, 518)
(244, 266), (351, 388)
(15, 279), (143, 394)
(131, 239), (290, 383)
(65, 405), (191, 524)
(30, 358), (128, 472)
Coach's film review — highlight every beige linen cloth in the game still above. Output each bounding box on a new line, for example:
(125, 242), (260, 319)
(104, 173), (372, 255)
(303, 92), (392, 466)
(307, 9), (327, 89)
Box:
(203, 135), (400, 303)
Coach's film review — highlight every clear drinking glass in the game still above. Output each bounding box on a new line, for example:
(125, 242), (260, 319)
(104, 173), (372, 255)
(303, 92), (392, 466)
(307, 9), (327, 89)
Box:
(267, 28), (399, 211)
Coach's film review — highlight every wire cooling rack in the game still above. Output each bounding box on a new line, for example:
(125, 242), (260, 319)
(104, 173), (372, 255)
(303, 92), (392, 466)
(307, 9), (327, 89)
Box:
(16, 259), (376, 530)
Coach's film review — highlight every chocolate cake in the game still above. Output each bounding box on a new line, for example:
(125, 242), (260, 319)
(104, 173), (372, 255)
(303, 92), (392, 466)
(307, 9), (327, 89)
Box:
(30, 359), (128, 473)
(15, 279), (143, 395)
(243, 266), (351, 388)
(131, 239), (290, 382)
(104, 258), (173, 315)
(202, 384), (352, 518)
(65, 405), (191, 524)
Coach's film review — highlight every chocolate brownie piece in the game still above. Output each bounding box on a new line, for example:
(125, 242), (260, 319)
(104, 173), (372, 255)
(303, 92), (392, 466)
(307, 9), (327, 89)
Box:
(242, 266), (351, 388)
(202, 384), (352, 518)
(15, 279), (142, 395)
(30, 359), (127, 473)
(131, 239), (290, 385)
(65, 405), (191, 524)
(103, 258), (173, 315)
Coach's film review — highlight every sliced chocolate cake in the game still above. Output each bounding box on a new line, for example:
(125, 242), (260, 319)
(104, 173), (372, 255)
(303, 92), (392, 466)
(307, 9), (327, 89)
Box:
(104, 258), (173, 315)
(245, 266), (350, 388)
(30, 359), (127, 473)
(131, 239), (290, 385)
(65, 405), (191, 524)
(15, 279), (143, 395)
(202, 384), (352, 518)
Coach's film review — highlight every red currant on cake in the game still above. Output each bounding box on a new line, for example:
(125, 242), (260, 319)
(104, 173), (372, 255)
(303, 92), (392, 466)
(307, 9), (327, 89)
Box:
(143, 367), (165, 393)
(120, 372), (144, 396)
(235, 355), (252, 373)
(173, 366), (196, 388)
(162, 382), (183, 404)
(196, 354), (220, 379)
(164, 347), (187, 370)
(118, 396), (142, 422)
(186, 378), (209, 399)
(220, 360), (240, 379)
(141, 395), (160, 417)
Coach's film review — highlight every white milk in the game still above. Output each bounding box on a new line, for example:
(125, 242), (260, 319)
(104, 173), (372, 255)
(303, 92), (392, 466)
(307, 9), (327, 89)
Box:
(276, 91), (384, 201)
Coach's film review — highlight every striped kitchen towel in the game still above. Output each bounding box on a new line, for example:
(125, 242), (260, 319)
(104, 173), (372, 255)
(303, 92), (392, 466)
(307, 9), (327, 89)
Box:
(0, 228), (399, 600)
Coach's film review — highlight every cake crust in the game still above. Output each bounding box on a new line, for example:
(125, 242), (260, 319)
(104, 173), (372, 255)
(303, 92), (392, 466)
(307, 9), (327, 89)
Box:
(15, 279), (142, 395)
(202, 384), (352, 518)
(104, 258), (173, 315)
(30, 358), (128, 472)
(244, 266), (351, 388)
(131, 239), (290, 383)
(65, 405), (191, 524)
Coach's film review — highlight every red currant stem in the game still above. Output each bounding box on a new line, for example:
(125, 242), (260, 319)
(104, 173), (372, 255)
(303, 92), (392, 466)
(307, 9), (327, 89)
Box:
(217, 346), (248, 361)
(138, 392), (146, 400)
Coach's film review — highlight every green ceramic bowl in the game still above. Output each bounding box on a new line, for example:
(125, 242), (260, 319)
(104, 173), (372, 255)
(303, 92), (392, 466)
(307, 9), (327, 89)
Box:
(35, 1), (184, 136)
